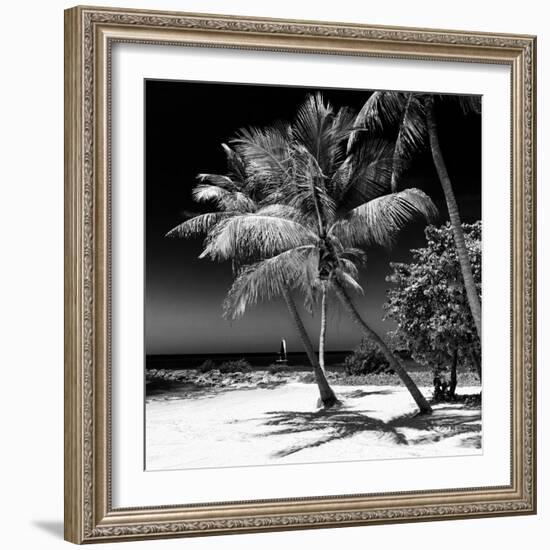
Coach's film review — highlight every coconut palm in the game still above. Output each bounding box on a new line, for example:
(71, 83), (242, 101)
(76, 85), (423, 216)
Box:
(223, 95), (390, 375)
(350, 91), (482, 339)
(166, 142), (339, 408)
(207, 94), (437, 414)
(218, 190), (437, 414)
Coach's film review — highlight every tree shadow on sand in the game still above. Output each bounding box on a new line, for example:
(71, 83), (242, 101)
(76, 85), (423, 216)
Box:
(259, 403), (481, 458)
(342, 389), (394, 399)
(390, 408), (481, 446)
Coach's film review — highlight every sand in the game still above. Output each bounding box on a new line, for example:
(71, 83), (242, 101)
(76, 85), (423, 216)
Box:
(146, 383), (481, 471)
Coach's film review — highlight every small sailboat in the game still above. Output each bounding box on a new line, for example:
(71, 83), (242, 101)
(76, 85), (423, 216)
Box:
(276, 338), (288, 365)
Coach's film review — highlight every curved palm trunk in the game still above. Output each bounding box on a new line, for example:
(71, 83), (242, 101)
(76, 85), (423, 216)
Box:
(333, 280), (432, 414)
(281, 285), (339, 408)
(319, 285), (328, 372)
(425, 96), (482, 339)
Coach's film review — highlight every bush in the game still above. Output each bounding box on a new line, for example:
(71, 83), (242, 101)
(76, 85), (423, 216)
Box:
(197, 359), (216, 373)
(218, 359), (252, 373)
(344, 339), (391, 376)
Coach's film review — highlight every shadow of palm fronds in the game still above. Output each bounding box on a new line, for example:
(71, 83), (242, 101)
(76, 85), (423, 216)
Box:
(386, 407), (482, 445)
(260, 409), (408, 458)
(261, 403), (481, 458)
(342, 389), (394, 399)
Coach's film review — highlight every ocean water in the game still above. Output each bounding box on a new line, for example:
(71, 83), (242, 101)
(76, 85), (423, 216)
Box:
(146, 351), (351, 370)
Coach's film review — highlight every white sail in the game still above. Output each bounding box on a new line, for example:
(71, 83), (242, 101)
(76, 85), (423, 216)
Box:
(277, 338), (288, 363)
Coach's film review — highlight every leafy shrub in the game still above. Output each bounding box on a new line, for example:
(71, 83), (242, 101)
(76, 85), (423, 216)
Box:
(218, 359), (252, 373)
(197, 359), (216, 373)
(384, 222), (482, 384)
(344, 339), (391, 376)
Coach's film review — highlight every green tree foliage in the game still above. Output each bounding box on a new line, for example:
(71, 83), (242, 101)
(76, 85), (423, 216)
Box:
(384, 222), (481, 399)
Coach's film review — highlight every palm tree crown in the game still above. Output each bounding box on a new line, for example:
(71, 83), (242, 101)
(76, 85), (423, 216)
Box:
(204, 94), (438, 318)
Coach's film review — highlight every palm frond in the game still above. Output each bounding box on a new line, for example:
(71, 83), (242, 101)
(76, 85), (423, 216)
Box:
(335, 138), (396, 211)
(347, 91), (408, 151)
(328, 154), (353, 197)
(332, 105), (358, 137)
(195, 173), (236, 191)
(391, 94), (427, 190)
(292, 94), (355, 176)
(200, 213), (318, 262)
(284, 144), (337, 227)
(254, 203), (303, 221)
(330, 188), (438, 248)
(221, 143), (248, 184)
(192, 183), (232, 203)
(292, 93), (334, 147)
(230, 122), (292, 185)
(341, 247), (367, 265)
(338, 258), (360, 280)
(192, 184), (256, 213)
(222, 246), (316, 319)
(334, 268), (364, 295)
(165, 211), (237, 239)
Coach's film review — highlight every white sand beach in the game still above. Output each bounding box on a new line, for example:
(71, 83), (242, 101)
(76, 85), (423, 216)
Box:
(146, 383), (481, 471)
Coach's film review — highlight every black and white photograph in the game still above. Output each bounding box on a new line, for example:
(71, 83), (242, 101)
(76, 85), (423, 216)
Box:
(144, 80), (482, 471)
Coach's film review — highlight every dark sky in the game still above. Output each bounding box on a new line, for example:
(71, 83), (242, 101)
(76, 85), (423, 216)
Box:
(145, 80), (481, 355)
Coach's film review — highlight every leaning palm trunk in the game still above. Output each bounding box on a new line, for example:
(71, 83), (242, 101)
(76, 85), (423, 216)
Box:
(319, 284), (328, 373)
(425, 96), (482, 339)
(333, 280), (432, 414)
(281, 285), (339, 408)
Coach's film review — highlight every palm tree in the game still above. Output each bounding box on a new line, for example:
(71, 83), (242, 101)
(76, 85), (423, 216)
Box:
(350, 91), (482, 339)
(166, 142), (339, 408)
(218, 190), (436, 414)
(208, 94), (437, 414)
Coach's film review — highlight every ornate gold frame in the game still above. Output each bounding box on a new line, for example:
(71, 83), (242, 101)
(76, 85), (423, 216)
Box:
(64, 5), (537, 544)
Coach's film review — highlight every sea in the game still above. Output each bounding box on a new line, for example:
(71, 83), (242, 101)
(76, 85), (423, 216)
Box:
(146, 351), (351, 370)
